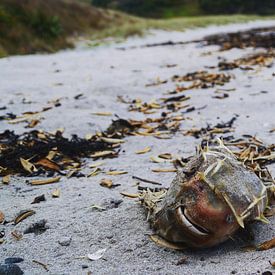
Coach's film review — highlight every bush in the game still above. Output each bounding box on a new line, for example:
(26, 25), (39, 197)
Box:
(29, 13), (62, 39)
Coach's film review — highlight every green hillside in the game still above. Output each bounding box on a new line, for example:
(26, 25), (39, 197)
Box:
(0, 0), (139, 56)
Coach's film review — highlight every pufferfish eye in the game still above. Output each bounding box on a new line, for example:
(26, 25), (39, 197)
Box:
(176, 206), (210, 236)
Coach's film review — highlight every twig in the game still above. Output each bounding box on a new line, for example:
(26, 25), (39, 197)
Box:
(32, 260), (49, 271)
(132, 176), (162, 185)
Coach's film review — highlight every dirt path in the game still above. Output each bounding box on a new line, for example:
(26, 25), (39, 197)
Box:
(0, 20), (274, 275)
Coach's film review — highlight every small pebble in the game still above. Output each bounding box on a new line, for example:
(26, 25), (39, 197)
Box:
(58, 237), (72, 246)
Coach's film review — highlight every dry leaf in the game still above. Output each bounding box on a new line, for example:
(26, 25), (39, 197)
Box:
(100, 178), (113, 188)
(149, 234), (186, 250)
(7, 115), (33, 124)
(152, 168), (177, 173)
(37, 132), (47, 139)
(106, 171), (128, 175)
(36, 158), (60, 171)
(85, 133), (94, 140)
(11, 230), (23, 241)
(90, 151), (116, 158)
(88, 168), (102, 177)
(26, 119), (40, 128)
(66, 169), (80, 178)
(87, 248), (107, 261)
(135, 147), (151, 154)
(158, 153), (173, 160)
(150, 156), (166, 163)
(0, 211), (5, 224)
(89, 162), (104, 168)
(2, 175), (10, 184)
(52, 189), (60, 198)
(91, 112), (112, 116)
(29, 176), (61, 186)
(20, 158), (37, 173)
(257, 237), (275, 251)
(90, 204), (106, 211)
(100, 137), (125, 144)
(120, 192), (139, 198)
(269, 261), (275, 267)
(14, 210), (35, 225)
(46, 150), (57, 160)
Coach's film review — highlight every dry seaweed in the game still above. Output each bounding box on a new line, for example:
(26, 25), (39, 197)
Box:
(172, 71), (232, 90)
(218, 51), (275, 71)
(204, 26), (275, 50)
(0, 130), (112, 176)
(184, 116), (237, 139)
(224, 136), (275, 183)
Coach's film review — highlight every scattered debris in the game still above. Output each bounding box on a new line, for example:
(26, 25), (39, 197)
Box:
(132, 176), (162, 186)
(87, 168), (102, 177)
(184, 116), (237, 139)
(204, 26), (275, 50)
(52, 189), (60, 198)
(106, 170), (127, 176)
(218, 51), (275, 71)
(0, 211), (5, 224)
(14, 210), (35, 225)
(120, 192), (139, 199)
(257, 237), (275, 251)
(172, 71), (232, 90)
(24, 219), (48, 235)
(29, 177), (61, 186)
(58, 237), (72, 247)
(91, 112), (112, 116)
(100, 178), (120, 188)
(146, 78), (168, 87)
(152, 168), (177, 173)
(11, 230), (23, 241)
(31, 195), (46, 204)
(0, 130), (112, 176)
(101, 198), (123, 210)
(32, 260), (49, 271)
(2, 175), (10, 184)
(87, 248), (107, 261)
(135, 147), (151, 154)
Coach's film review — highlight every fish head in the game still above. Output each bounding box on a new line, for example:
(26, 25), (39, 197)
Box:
(154, 174), (240, 248)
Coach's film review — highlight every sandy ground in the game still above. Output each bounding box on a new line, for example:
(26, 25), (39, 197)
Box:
(0, 20), (275, 275)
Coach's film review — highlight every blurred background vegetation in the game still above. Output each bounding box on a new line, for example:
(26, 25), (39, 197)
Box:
(92, 0), (275, 18)
(0, 0), (275, 57)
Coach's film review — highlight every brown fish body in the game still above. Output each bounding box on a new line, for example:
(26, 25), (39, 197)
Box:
(146, 143), (269, 248)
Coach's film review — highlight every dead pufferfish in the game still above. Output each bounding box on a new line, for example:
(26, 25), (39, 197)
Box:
(141, 141), (273, 248)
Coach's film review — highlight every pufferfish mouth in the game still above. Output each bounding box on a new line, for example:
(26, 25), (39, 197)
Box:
(176, 206), (210, 236)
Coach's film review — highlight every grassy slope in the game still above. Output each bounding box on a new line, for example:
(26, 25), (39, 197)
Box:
(0, 0), (140, 57)
(0, 0), (274, 57)
(91, 15), (275, 41)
